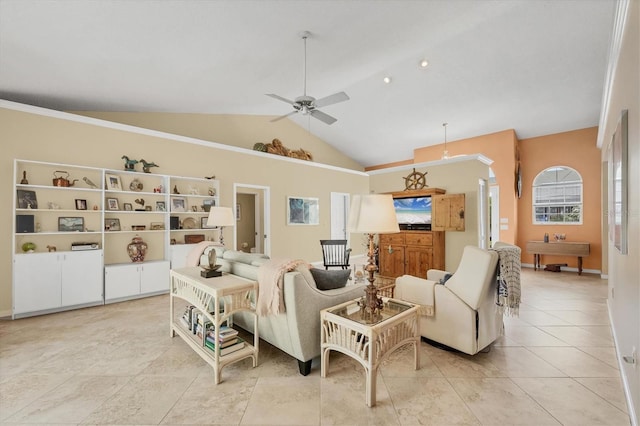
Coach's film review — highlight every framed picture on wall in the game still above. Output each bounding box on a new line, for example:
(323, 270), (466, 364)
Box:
(287, 196), (319, 225)
(611, 109), (628, 254)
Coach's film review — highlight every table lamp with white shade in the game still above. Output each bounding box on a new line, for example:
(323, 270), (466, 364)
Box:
(348, 194), (400, 319)
(207, 206), (235, 246)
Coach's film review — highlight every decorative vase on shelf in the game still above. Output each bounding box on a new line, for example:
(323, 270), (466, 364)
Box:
(127, 235), (147, 263)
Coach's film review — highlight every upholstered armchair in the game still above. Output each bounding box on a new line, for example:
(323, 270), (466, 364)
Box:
(395, 245), (502, 355)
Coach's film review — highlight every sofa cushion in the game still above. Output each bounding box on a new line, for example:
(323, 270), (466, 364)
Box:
(222, 250), (269, 265)
(310, 268), (350, 290)
(251, 258), (270, 267)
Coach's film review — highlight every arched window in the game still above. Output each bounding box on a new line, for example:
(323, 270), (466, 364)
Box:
(532, 166), (582, 224)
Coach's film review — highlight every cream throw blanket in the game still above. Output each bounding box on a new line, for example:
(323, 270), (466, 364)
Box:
(256, 258), (307, 316)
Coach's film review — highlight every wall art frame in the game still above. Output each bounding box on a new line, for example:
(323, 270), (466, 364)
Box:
(287, 196), (319, 225)
(610, 109), (628, 254)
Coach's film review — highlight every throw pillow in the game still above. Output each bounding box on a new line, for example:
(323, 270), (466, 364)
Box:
(310, 268), (351, 291)
(438, 273), (453, 285)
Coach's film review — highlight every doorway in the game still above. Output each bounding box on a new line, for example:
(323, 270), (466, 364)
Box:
(489, 185), (500, 246)
(233, 184), (270, 256)
(330, 192), (350, 240)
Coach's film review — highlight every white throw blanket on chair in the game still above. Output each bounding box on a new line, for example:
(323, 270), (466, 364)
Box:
(256, 258), (307, 316)
(493, 245), (522, 317)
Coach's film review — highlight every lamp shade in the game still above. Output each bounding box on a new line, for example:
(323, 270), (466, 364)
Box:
(348, 194), (400, 234)
(207, 206), (235, 228)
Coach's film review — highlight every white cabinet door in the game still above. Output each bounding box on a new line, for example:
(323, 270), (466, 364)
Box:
(104, 264), (140, 301)
(140, 261), (170, 294)
(13, 253), (61, 314)
(61, 250), (104, 306)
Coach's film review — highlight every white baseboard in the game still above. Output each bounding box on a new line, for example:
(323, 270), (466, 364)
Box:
(0, 309), (13, 319)
(607, 299), (639, 426)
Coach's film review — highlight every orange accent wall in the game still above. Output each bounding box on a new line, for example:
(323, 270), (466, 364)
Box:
(413, 129), (519, 244)
(517, 127), (601, 271)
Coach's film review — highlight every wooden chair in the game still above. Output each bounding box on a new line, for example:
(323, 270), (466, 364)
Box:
(320, 240), (352, 270)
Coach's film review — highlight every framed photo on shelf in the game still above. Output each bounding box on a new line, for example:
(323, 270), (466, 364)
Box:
(123, 203), (133, 211)
(171, 197), (187, 212)
(201, 216), (213, 228)
(58, 217), (84, 232)
(156, 201), (166, 211)
(106, 198), (120, 211)
(105, 174), (122, 191)
(202, 198), (215, 212)
(287, 196), (319, 225)
(104, 218), (121, 231)
(16, 189), (38, 209)
(150, 222), (165, 230)
(75, 199), (87, 210)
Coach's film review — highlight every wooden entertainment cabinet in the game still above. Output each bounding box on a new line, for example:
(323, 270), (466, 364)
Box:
(378, 188), (464, 278)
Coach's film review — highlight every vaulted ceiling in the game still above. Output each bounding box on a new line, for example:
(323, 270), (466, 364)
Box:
(0, 0), (616, 167)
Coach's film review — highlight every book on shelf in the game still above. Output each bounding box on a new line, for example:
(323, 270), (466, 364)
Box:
(205, 334), (241, 349)
(204, 337), (245, 356)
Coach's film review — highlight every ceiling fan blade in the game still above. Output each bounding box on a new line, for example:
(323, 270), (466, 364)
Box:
(314, 91), (350, 108)
(266, 93), (296, 106)
(309, 109), (337, 125)
(270, 110), (298, 122)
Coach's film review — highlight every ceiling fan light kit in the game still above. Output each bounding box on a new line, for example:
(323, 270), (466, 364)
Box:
(267, 30), (349, 125)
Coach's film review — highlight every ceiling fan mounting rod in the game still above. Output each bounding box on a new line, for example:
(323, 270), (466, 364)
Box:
(301, 31), (310, 97)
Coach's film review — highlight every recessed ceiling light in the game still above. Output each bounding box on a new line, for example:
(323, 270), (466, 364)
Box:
(419, 59), (429, 68)
(383, 76), (392, 84)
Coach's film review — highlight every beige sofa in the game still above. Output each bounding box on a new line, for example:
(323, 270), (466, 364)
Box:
(395, 245), (503, 355)
(205, 247), (367, 375)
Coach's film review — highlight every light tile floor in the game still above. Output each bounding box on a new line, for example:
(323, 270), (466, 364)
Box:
(0, 269), (631, 425)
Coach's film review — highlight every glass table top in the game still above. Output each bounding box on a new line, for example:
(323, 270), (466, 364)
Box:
(327, 298), (413, 326)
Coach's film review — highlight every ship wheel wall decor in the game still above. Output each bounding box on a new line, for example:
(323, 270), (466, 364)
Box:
(404, 168), (428, 190)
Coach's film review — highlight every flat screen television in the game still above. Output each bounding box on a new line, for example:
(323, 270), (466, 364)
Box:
(393, 196), (432, 230)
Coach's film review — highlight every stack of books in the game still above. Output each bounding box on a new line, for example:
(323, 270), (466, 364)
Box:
(205, 325), (245, 356)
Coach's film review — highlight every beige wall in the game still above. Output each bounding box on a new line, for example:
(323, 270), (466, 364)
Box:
(1, 104), (369, 314)
(71, 111), (364, 171)
(368, 156), (490, 271)
(598, 1), (639, 421)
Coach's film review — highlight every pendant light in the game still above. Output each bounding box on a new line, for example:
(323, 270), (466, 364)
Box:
(441, 122), (449, 160)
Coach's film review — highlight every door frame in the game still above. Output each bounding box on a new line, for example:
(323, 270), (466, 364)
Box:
(233, 183), (270, 256)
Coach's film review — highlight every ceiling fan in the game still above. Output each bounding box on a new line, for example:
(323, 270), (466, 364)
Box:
(267, 31), (349, 125)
